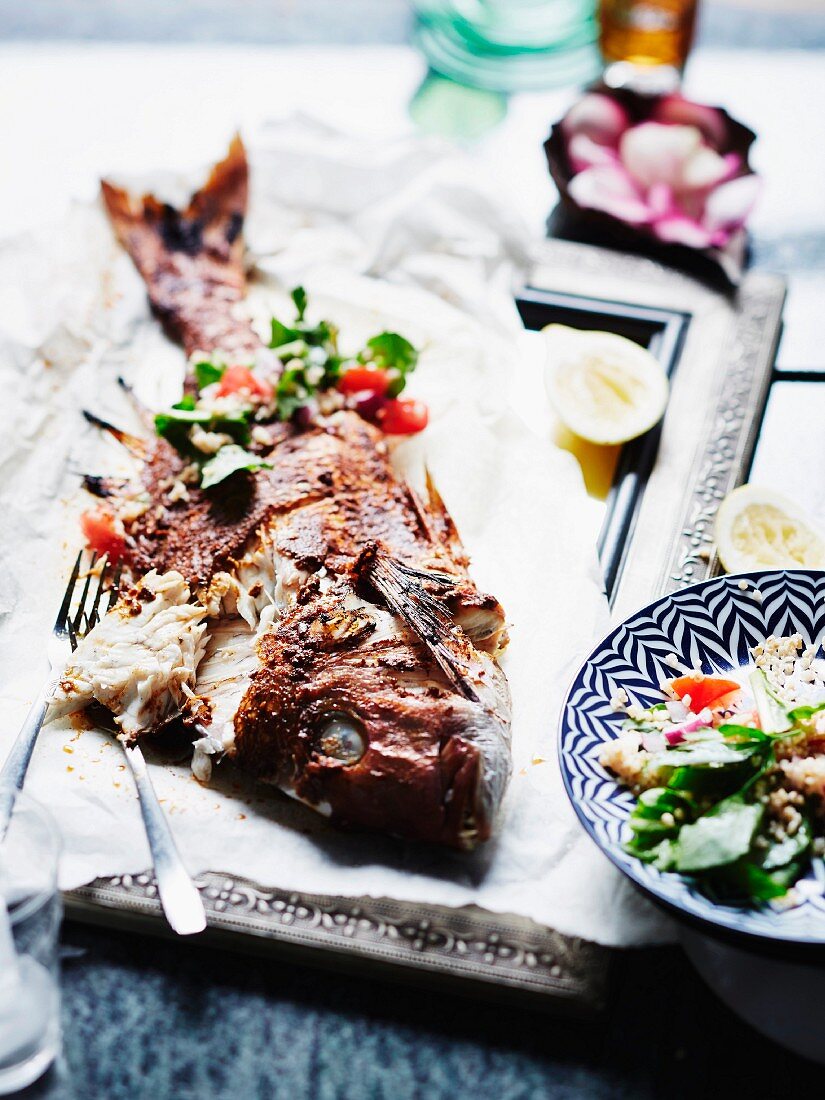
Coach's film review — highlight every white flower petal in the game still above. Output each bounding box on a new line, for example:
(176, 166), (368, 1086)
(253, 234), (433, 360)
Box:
(568, 166), (651, 225)
(653, 215), (715, 249)
(562, 93), (629, 146)
(681, 145), (730, 190)
(620, 123), (702, 189)
(651, 95), (728, 147)
(704, 173), (762, 232)
(567, 132), (620, 173)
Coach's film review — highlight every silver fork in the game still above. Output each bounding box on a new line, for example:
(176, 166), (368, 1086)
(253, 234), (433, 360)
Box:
(0, 551), (206, 936)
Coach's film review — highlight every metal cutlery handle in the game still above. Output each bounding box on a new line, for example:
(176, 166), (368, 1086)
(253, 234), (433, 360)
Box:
(0, 687), (50, 838)
(123, 744), (206, 936)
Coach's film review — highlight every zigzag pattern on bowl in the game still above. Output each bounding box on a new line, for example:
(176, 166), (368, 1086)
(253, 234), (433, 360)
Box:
(560, 570), (825, 943)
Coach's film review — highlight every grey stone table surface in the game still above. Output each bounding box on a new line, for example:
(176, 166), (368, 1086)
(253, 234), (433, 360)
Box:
(7, 3), (825, 1097)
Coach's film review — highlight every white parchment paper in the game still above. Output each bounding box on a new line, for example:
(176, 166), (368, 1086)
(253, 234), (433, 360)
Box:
(0, 119), (671, 945)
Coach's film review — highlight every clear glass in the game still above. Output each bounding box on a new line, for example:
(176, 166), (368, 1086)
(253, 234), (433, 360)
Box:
(412, 0), (601, 92)
(0, 791), (62, 1094)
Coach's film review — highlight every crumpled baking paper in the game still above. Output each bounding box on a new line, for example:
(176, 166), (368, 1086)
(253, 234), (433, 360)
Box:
(0, 118), (671, 946)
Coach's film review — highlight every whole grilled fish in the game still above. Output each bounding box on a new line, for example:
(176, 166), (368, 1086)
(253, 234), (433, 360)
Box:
(53, 139), (512, 849)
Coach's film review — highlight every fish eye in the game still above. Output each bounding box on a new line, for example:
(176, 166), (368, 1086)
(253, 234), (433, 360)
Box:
(313, 712), (367, 765)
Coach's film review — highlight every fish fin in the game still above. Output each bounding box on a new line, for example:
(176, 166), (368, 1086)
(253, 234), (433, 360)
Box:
(82, 475), (129, 499)
(423, 469), (469, 567)
(116, 376), (156, 431)
(82, 410), (147, 458)
(100, 136), (259, 363)
(358, 545), (482, 703)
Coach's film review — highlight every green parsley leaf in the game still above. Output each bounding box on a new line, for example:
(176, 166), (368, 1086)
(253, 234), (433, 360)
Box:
(365, 332), (417, 371)
(787, 702), (825, 724)
(270, 318), (303, 349)
(200, 444), (272, 490)
(363, 332), (418, 397)
(154, 407), (251, 457)
(291, 286), (308, 322)
(195, 360), (225, 390)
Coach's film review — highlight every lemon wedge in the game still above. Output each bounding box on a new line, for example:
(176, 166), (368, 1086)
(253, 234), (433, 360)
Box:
(715, 485), (825, 572)
(543, 325), (669, 445)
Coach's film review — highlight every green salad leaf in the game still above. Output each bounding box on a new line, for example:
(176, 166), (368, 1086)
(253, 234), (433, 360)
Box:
(673, 796), (763, 873)
(760, 815), (813, 871)
(619, 670), (821, 904)
(200, 444), (272, 490)
(624, 788), (694, 865)
(750, 669), (793, 734)
(650, 733), (766, 769)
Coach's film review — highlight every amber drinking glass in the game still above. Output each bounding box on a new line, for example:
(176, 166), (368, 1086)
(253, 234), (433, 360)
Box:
(599, 0), (698, 71)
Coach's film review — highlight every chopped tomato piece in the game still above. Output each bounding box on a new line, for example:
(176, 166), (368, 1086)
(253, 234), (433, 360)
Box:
(378, 398), (429, 435)
(669, 675), (741, 712)
(337, 366), (391, 398)
(216, 364), (273, 402)
(80, 509), (127, 563)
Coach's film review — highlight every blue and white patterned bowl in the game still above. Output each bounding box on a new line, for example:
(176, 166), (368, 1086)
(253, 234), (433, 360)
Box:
(559, 570), (825, 947)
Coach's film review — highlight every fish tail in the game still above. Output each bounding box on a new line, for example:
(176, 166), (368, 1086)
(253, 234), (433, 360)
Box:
(101, 136), (260, 364)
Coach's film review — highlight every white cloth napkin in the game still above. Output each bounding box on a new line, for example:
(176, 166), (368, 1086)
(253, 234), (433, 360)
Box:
(0, 118), (672, 946)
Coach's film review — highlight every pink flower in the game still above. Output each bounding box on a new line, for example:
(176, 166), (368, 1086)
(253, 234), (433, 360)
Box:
(559, 91), (760, 251)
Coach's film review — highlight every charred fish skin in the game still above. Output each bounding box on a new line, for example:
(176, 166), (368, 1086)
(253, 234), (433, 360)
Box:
(95, 139), (514, 849)
(233, 588), (511, 849)
(101, 135), (259, 364)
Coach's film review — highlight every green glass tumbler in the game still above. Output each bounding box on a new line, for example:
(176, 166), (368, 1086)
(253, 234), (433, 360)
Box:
(413, 0), (601, 92)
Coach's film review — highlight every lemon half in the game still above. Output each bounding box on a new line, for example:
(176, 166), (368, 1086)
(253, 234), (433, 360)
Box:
(715, 485), (825, 572)
(543, 325), (669, 445)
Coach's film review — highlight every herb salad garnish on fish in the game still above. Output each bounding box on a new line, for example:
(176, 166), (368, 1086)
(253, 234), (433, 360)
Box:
(49, 138), (512, 850)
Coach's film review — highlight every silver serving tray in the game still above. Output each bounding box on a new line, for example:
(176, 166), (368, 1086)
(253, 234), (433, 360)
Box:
(64, 239), (786, 1012)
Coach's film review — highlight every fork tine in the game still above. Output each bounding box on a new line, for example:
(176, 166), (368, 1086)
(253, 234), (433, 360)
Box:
(67, 617), (79, 652)
(107, 562), (123, 611)
(72, 551), (98, 634)
(54, 550), (83, 633)
(86, 557), (111, 632)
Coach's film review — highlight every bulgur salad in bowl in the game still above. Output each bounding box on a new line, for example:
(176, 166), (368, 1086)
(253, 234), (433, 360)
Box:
(559, 570), (825, 945)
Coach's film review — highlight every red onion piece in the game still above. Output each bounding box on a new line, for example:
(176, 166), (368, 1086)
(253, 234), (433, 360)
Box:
(664, 708), (715, 745)
(351, 389), (385, 422)
(294, 398), (319, 429)
(641, 729), (667, 753)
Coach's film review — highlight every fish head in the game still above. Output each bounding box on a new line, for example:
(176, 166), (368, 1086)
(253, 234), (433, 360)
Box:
(232, 593), (512, 849)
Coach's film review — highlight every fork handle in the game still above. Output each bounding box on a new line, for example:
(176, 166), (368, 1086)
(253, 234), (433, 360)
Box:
(0, 688), (50, 838)
(123, 744), (206, 936)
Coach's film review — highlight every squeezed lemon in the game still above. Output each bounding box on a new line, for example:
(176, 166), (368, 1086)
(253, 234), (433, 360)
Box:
(542, 325), (669, 445)
(715, 485), (825, 572)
